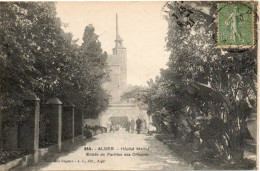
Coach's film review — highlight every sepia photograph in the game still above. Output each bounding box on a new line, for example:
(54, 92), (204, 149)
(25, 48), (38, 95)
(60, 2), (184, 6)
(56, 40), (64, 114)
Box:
(0, 1), (258, 170)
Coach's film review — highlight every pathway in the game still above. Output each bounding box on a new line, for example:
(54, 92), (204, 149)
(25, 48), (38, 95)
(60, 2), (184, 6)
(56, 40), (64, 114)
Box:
(27, 131), (192, 170)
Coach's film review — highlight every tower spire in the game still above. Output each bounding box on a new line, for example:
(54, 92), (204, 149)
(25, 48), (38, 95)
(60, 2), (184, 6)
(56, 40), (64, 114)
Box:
(115, 14), (123, 42)
(116, 13), (119, 40)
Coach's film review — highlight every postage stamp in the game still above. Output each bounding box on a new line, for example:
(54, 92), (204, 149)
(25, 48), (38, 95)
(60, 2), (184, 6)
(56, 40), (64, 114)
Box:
(217, 3), (254, 49)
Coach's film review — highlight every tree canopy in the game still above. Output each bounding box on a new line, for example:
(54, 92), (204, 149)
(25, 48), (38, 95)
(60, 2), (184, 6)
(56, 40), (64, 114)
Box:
(146, 1), (257, 162)
(0, 2), (109, 124)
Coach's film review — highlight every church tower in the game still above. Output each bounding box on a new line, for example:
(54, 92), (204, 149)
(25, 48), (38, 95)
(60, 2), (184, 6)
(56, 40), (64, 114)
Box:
(112, 14), (127, 95)
(99, 14), (149, 130)
(104, 14), (127, 103)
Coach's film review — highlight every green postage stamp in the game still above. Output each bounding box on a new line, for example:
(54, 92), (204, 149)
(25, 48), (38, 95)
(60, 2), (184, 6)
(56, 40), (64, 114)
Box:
(217, 3), (254, 49)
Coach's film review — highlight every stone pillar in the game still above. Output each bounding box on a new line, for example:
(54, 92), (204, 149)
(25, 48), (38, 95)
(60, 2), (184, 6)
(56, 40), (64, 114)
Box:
(72, 105), (75, 143)
(81, 108), (84, 140)
(45, 97), (62, 152)
(34, 97), (40, 163)
(16, 96), (40, 163)
(58, 104), (62, 151)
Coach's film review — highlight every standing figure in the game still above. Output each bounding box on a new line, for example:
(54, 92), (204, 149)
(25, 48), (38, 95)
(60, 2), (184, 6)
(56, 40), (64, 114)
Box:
(143, 119), (147, 133)
(130, 119), (135, 133)
(136, 118), (143, 134)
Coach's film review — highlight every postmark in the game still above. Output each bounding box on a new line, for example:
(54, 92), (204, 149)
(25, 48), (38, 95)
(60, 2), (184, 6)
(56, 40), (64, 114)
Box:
(217, 3), (254, 49)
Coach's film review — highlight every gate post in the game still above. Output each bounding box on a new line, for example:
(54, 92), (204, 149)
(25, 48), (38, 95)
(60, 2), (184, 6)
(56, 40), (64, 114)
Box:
(45, 97), (63, 152)
(21, 94), (40, 164)
(58, 104), (62, 151)
(72, 105), (75, 143)
(34, 97), (40, 163)
(81, 108), (84, 140)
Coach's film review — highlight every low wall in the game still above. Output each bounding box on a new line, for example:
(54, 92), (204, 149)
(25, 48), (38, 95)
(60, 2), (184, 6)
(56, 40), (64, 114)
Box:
(0, 135), (84, 171)
(0, 154), (33, 171)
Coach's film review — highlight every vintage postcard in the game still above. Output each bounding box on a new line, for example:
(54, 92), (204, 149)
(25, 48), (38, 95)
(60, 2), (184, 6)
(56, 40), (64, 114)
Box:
(0, 1), (258, 170)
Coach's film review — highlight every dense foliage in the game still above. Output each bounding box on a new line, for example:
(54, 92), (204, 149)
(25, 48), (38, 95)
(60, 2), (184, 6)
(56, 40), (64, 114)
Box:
(0, 2), (109, 125)
(146, 1), (257, 162)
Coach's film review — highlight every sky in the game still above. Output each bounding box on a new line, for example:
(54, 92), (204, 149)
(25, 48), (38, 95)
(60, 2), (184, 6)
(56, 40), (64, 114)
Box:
(56, 2), (170, 86)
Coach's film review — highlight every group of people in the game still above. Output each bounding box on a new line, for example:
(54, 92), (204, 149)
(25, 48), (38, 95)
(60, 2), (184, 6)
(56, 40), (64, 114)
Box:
(127, 118), (147, 134)
(107, 117), (147, 134)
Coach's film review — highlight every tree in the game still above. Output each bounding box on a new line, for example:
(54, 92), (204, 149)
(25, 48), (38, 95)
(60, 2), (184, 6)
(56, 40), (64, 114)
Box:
(0, 2), (60, 123)
(146, 1), (257, 162)
(0, 2), (110, 131)
(78, 24), (109, 118)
